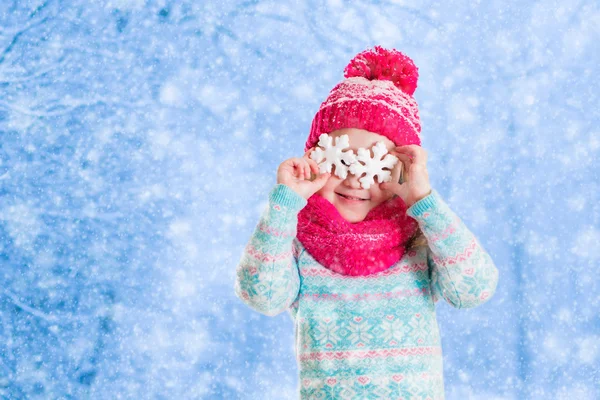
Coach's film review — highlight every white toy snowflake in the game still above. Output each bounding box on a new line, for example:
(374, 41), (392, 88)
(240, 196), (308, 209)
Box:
(349, 141), (399, 189)
(310, 133), (399, 189)
(309, 133), (357, 179)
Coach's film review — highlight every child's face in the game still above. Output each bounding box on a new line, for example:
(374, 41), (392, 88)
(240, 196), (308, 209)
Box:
(314, 128), (401, 223)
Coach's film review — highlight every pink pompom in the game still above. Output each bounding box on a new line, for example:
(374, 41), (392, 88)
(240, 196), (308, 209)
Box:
(343, 46), (419, 95)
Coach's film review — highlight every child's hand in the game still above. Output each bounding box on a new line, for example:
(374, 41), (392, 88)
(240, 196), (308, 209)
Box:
(277, 147), (331, 200)
(380, 145), (432, 208)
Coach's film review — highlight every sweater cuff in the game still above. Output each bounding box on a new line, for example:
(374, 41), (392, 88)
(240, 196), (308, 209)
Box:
(269, 184), (308, 213)
(406, 188), (441, 217)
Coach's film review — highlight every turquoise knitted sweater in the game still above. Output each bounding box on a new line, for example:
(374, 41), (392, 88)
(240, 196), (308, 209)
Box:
(234, 183), (499, 399)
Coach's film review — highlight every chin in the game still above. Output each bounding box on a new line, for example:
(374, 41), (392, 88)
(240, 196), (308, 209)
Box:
(337, 207), (368, 223)
(344, 215), (365, 223)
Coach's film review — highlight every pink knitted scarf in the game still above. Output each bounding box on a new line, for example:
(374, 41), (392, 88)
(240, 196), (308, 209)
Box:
(296, 193), (419, 276)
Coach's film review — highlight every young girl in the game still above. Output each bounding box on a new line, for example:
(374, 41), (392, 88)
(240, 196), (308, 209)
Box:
(234, 46), (499, 400)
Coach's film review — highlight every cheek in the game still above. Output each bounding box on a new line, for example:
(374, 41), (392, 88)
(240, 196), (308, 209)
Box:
(316, 177), (339, 196)
(327, 176), (342, 187)
(369, 186), (392, 202)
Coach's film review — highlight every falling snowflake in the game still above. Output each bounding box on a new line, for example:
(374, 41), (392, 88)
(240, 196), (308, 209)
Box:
(349, 141), (399, 189)
(309, 133), (357, 179)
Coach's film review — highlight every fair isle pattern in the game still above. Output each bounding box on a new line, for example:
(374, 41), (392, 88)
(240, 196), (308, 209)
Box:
(234, 184), (499, 399)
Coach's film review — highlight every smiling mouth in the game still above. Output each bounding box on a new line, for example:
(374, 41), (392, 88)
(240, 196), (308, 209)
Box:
(336, 192), (369, 201)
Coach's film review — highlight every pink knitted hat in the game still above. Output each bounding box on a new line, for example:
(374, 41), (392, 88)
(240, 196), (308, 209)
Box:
(304, 46), (421, 152)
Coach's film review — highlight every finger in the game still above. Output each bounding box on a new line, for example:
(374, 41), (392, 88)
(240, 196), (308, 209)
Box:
(294, 164), (302, 179)
(291, 158), (304, 178)
(380, 179), (400, 192)
(389, 157), (402, 183)
(313, 172), (331, 186)
(393, 146), (416, 160)
(395, 144), (421, 151)
(291, 157), (303, 167)
(303, 160), (310, 179)
(392, 152), (412, 163)
(307, 158), (319, 176)
(294, 158), (306, 175)
(304, 146), (316, 159)
(390, 151), (412, 173)
(395, 145), (427, 165)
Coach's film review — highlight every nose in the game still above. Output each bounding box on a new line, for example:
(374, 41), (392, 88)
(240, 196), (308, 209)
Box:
(343, 171), (363, 189)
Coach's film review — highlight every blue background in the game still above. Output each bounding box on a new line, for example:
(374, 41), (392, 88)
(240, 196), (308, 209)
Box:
(0, 0), (598, 399)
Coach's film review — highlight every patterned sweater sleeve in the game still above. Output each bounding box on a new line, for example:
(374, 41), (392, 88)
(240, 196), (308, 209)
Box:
(234, 183), (308, 316)
(406, 188), (499, 309)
